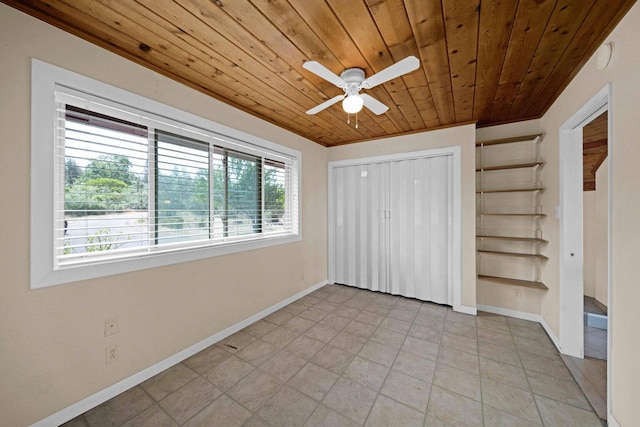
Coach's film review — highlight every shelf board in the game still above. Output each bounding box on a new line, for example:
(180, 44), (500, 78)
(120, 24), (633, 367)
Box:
(476, 161), (544, 171)
(477, 187), (545, 194)
(478, 250), (548, 260)
(478, 275), (548, 290)
(478, 212), (546, 217)
(477, 235), (548, 243)
(476, 133), (543, 147)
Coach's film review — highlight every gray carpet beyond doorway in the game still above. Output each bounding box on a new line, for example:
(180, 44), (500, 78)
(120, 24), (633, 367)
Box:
(62, 284), (604, 426)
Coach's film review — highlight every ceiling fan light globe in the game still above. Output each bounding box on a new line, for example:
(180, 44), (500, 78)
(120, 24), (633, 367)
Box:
(342, 94), (364, 114)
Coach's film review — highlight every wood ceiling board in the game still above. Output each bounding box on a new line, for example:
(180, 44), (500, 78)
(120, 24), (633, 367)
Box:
(178, 0), (377, 141)
(526, 0), (635, 117)
(287, 0), (406, 138)
(326, 0), (418, 133)
(405, 0), (456, 125)
(583, 112), (608, 144)
(5, 0), (636, 146)
(115, 1), (336, 133)
(287, 0), (400, 137)
(583, 139), (608, 150)
(507, 0), (593, 120)
(490, 0), (556, 123)
(186, 0), (379, 141)
(247, 0), (383, 134)
(367, 0), (431, 131)
(49, 0), (292, 122)
(78, 0), (353, 142)
(442, 0), (480, 123)
(473, 0), (519, 125)
(582, 111), (608, 191)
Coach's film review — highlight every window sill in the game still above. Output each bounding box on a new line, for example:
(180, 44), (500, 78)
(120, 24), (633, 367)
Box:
(34, 233), (301, 289)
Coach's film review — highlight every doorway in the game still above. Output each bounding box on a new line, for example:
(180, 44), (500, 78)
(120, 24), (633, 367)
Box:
(582, 111), (608, 361)
(558, 84), (611, 421)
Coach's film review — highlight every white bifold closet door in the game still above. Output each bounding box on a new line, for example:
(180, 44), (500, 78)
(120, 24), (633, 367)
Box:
(332, 154), (452, 304)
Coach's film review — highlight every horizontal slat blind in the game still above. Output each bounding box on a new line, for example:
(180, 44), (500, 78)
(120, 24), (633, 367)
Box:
(55, 93), (298, 269)
(212, 148), (261, 238)
(59, 106), (150, 265)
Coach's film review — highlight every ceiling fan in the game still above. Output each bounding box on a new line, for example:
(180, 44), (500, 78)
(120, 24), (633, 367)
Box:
(303, 55), (420, 116)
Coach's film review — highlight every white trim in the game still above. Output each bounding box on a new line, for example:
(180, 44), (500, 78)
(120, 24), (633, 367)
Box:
(605, 95), (614, 423)
(539, 316), (561, 351)
(558, 84), (611, 357)
(608, 413), (621, 427)
(477, 304), (561, 349)
(30, 280), (327, 427)
(454, 305), (477, 316)
(558, 83), (613, 419)
(328, 146), (460, 168)
(558, 126), (585, 357)
(477, 304), (541, 322)
(31, 59), (301, 288)
(328, 146), (462, 309)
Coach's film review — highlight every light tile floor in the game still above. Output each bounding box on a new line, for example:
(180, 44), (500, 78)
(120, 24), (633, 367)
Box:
(583, 296), (608, 360)
(63, 284), (604, 426)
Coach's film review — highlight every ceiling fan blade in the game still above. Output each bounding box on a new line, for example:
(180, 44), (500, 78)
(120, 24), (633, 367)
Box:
(306, 94), (345, 115)
(361, 94), (389, 115)
(361, 56), (420, 89)
(303, 61), (346, 88)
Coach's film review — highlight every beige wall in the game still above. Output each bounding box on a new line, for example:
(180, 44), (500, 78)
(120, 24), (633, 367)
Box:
(328, 125), (477, 309)
(583, 160), (609, 306)
(594, 160), (609, 308)
(583, 191), (597, 298)
(0, 6), (327, 426)
(536, 3), (640, 424)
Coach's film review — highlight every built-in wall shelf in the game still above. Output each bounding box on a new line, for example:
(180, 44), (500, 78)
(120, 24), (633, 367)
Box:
(476, 161), (544, 172)
(476, 134), (547, 290)
(478, 250), (549, 260)
(478, 274), (548, 290)
(476, 187), (545, 194)
(478, 213), (547, 217)
(475, 134), (543, 147)
(477, 235), (548, 244)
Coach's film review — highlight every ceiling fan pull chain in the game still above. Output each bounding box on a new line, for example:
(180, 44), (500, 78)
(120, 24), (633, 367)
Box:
(355, 112), (359, 129)
(347, 113), (350, 125)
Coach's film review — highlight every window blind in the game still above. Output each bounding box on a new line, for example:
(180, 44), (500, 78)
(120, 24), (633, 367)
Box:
(55, 95), (298, 269)
(59, 106), (150, 265)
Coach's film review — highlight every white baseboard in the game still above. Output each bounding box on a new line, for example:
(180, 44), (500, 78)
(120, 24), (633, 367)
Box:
(476, 304), (561, 351)
(608, 413), (621, 427)
(454, 305), (477, 316)
(476, 304), (541, 322)
(31, 280), (328, 427)
(539, 316), (561, 351)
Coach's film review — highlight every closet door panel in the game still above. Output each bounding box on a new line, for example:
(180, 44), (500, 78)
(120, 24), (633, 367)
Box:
(388, 156), (451, 304)
(333, 163), (386, 292)
(428, 155), (452, 304)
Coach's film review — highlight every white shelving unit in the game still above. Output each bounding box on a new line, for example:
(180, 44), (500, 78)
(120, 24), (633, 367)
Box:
(476, 134), (548, 290)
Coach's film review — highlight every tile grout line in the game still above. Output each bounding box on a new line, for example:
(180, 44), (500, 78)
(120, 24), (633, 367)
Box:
(508, 317), (546, 426)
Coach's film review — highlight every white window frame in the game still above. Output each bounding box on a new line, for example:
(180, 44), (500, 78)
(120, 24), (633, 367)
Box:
(31, 59), (301, 289)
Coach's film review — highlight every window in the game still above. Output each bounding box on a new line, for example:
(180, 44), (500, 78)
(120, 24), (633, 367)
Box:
(32, 59), (300, 288)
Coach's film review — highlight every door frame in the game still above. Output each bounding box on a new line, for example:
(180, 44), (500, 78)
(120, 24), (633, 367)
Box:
(558, 83), (612, 412)
(328, 146), (462, 310)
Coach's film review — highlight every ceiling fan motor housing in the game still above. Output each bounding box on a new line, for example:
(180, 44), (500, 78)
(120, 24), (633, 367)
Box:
(340, 68), (366, 84)
(340, 68), (365, 97)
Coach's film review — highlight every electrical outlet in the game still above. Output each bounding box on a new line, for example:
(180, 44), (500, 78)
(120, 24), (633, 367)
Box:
(106, 344), (119, 364)
(104, 316), (119, 337)
(515, 288), (523, 300)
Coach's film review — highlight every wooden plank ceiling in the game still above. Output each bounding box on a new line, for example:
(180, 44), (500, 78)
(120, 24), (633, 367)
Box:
(5, 0), (635, 146)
